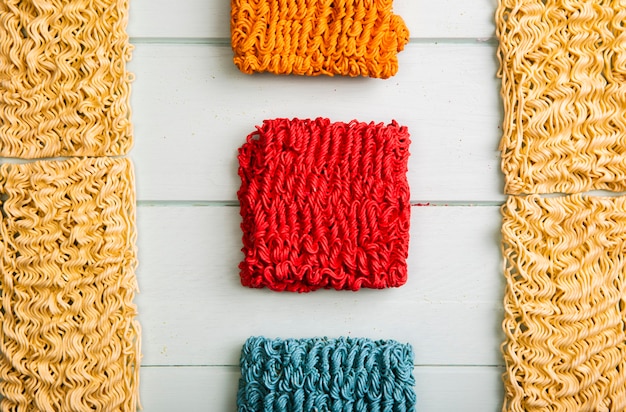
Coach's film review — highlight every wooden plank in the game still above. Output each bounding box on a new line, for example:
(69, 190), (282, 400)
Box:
(410, 205), (504, 303)
(134, 205), (505, 367)
(140, 365), (504, 411)
(7, 1), (506, 407)
(414, 366), (503, 411)
(407, 0), (496, 40)
(128, 0), (496, 40)
(129, 43), (503, 202)
(140, 367), (239, 411)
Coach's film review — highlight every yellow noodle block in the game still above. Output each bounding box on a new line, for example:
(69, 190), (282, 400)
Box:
(231, 0), (409, 78)
(497, 1), (626, 194)
(0, 157), (140, 412)
(0, 0), (133, 158)
(501, 194), (626, 412)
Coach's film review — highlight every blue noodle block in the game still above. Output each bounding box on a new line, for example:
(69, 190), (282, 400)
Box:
(238, 336), (416, 412)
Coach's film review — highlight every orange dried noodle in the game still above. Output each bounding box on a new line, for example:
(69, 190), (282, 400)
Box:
(496, 1), (626, 194)
(501, 194), (626, 412)
(0, 158), (140, 412)
(0, 0), (133, 158)
(231, 0), (409, 78)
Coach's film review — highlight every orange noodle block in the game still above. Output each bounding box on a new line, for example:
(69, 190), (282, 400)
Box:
(497, 1), (626, 194)
(0, 157), (140, 412)
(0, 0), (133, 158)
(231, 0), (409, 78)
(501, 194), (626, 412)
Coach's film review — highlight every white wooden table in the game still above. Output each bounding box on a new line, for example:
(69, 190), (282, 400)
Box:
(129, 1), (505, 410)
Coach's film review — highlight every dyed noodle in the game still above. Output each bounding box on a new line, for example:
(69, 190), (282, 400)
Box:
(238, 336), (416, 411)
(237, 118), (411, 292)
(231, 0), (409, 78)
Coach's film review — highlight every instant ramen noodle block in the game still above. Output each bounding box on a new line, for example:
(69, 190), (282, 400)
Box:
(497, 1), (626, 194)
(0, 0), (133, 158)
(501, 194), (626, 411)
(0, 157), (140, 412)
(237, 118), (411, 292)
(237, 336), (416, 411)
(231, 0), (409, 78)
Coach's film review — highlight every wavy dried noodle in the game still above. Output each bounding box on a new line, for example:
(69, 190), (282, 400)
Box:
(231, 0), (409, 78)
(0, 0), (133, 158)
(237, 118), (411, 292)
(501, 194), (626, 412)
(496, 1), (626, 194)
(0, 157), (140, 412)
(238, 336), (416, 411)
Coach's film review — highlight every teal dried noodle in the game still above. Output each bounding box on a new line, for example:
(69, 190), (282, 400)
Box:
(237, 336), (416, 411)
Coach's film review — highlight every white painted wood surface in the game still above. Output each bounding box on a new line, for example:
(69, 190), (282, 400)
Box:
(124, 1), (504, 410)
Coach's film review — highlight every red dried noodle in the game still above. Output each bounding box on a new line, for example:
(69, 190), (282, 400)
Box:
(237, 118), (411, 292)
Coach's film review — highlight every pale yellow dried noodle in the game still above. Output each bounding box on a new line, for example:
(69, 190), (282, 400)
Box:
(497, 1), (626, 194)
(0, 0), (133, 158)
(501, 194), (626, 412)
(0, 157), (140, 412)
